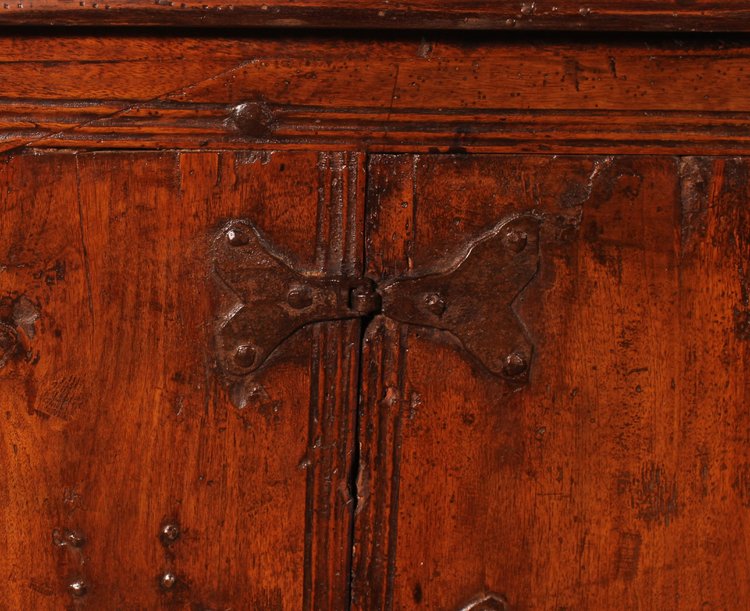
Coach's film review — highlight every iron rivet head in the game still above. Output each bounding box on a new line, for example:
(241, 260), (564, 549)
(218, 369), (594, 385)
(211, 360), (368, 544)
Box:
(287, 285), (314, 310)
(504, 229), (528, 253)
(160, 523), (180, 543)
(423, 292), (446, 316)
(225, 225), (250, 247)
(234, 344), (257, 369)
(349, 280), (381, 316)
(160, 572), (177, 590)
(68, 579), (87, 597)
(65, 530), (85, 548)
(231, 101), (274, 137)
(501, 352), (528, 378)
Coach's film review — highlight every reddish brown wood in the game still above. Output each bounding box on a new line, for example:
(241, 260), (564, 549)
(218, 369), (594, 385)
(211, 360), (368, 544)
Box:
(354, 154), (750, 609)
(3, 0), (750, 31)
(3, 35), (750, 154)
(0, 150), (363, 608)
(1, 24), (749, 611)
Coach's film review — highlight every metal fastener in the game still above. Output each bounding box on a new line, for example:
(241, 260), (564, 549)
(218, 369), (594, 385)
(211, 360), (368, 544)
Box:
(231, 101), (274, 137)
(65, 530), (85, 548)
(501, 352), (528, 377)
(349, 280), (381, 316)
(160, 523), (180, 544)
(423, 292), (446, 316)
(225, 225), (250, 247)
(160, 572), (177, 590)
(234, 344), (257, 369)
(68, 579), (87, 597)
(287, 285), (314, 310)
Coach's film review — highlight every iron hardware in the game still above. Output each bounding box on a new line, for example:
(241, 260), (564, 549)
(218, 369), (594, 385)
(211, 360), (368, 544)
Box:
(213, 214), (540, 382)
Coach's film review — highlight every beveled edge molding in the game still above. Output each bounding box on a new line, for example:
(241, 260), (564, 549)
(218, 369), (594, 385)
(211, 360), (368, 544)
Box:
(1, 1), (750, 31)
(2, 99), (750, 155)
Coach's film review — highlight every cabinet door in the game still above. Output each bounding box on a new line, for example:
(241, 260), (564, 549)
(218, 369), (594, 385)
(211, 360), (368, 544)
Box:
(353, 154), (750, 610)
(0, 151), (362, 608)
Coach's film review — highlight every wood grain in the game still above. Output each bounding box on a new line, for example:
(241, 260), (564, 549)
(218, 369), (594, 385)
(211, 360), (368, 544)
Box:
(2, 0), (750, 31)
(2, 35), (750, 153)
(0, 150), (362, 608)
(353, 154), (750, 610)
(2, 23), (749, 611)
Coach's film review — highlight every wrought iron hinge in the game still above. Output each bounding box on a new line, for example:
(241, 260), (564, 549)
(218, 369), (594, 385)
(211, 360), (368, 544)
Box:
(213, 214), (540, 383)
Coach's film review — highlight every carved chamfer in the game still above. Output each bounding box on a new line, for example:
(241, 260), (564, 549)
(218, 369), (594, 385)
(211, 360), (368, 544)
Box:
(212, 219), (364, 377)
(456, 592), (509, 611)
(380, 214), (540, 380)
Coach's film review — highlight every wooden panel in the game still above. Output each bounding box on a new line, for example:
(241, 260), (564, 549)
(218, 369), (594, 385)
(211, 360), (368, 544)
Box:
(2, 35), (750, 153)
(354, 154), (750, 609)
(2, 0), (750, 31)
(0, 150), (363, 607)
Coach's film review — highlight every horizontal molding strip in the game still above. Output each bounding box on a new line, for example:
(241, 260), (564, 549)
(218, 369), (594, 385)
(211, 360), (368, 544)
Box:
(2, 1), (750, 31)
(1, 100), (750, 154)
(1, 36), (750, 153)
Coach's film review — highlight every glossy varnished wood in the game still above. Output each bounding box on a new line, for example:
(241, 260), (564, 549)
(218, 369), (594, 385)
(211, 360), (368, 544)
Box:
(1, 23), (749, 611)
(2, 34), (750, 153)
(0, 150), (363, 607)
(354, 154), (750, 609)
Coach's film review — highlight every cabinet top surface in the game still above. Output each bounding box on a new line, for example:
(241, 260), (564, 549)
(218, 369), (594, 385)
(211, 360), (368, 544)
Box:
(3, 0), (750, 31)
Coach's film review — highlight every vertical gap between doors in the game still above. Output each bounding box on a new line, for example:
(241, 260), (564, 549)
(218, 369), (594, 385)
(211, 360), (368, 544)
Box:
(344, 153), (376, 611)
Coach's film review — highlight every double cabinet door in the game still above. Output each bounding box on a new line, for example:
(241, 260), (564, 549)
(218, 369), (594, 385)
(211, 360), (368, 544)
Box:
(1, 150), (748, 609)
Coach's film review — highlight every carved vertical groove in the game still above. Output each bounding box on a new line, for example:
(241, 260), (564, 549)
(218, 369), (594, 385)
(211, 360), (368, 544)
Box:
(352, 154), (415, 611)
(302, 152), (364, 611)
(352, 317), (408, 611)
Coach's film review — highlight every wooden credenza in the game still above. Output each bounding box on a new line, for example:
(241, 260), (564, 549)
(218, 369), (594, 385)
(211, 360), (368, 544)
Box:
(1, 3), (749, 609)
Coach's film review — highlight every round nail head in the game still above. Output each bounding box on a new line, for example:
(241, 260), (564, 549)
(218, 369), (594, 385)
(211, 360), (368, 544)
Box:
(234, 344), (257, 369)
(226, 226), (250, 247)
(160, 523), (180, 543)
(66, 530), (85, 548)
(502, 352), (528, 377)
(160, 572), (177, 590)
(232, 101), (274, 137)
(504, 229), (528, 253)
(69, 579), (87, 597)
(423, 292), (446, 316)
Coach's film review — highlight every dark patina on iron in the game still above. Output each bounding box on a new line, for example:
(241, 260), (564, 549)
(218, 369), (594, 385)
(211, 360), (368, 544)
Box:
(212, 214), (540, 384)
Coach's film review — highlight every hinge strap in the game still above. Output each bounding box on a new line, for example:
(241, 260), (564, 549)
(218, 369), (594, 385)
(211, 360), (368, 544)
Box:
(213, 214), (539, 380)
